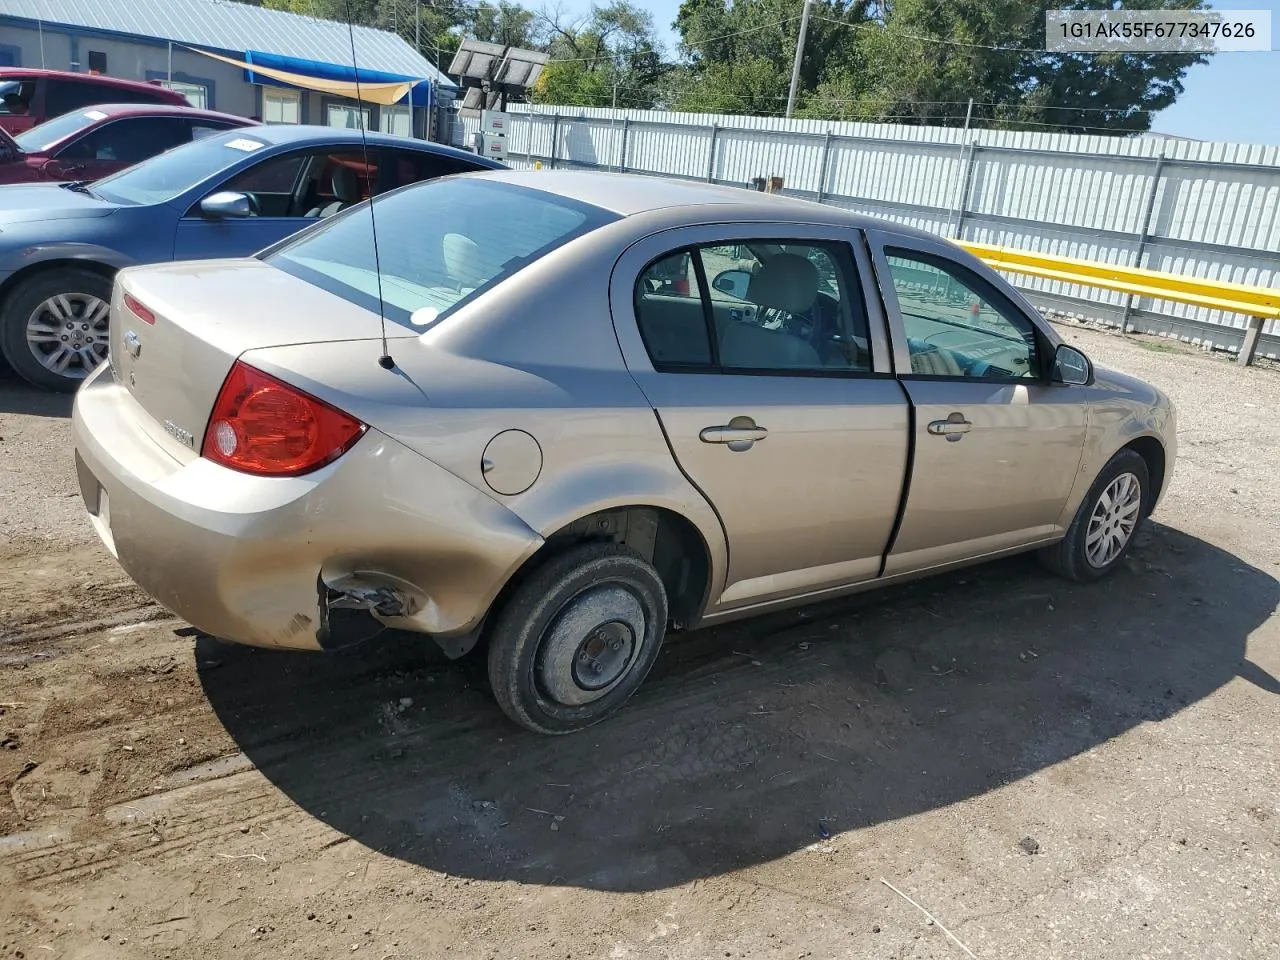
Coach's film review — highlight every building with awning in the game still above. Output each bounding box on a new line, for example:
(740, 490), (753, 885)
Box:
(0, 0), (456, 140)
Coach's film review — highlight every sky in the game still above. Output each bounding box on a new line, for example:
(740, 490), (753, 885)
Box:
(594, 0), (1280, 145)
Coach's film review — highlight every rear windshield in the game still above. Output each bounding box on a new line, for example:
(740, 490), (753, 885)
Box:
(265, 178), (616, 328)
(14, 109), (105, 152)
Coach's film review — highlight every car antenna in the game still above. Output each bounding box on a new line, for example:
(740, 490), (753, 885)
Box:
(345, 0), (395, 371)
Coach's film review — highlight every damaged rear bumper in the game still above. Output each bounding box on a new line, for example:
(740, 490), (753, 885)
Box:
(72, 366), (543, 652)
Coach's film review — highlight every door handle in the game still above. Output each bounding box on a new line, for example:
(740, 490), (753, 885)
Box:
(927, 413), (972, 441)
(700, 416), (768, 451)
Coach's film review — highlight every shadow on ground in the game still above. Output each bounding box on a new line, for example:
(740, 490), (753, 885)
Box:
(0, 375), (72, 418)
(199, 523), (1278, 892)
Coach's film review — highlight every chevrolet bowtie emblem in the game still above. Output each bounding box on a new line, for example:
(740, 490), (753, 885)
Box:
(124, 330), (142, 359)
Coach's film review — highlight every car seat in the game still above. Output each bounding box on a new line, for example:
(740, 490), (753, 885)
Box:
(306, 165), (362, 218)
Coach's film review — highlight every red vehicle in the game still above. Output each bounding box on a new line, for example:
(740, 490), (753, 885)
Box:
(0, 68), (190, 135)
(0, 104), (258, 184)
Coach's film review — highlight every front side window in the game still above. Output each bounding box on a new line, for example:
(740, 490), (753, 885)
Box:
(266, 178), (616, 329)
(635, 240), (872, 374)
(884, 250), (1039, 379)
(0, 78), (36, 115)
(57, 116), (190, 163)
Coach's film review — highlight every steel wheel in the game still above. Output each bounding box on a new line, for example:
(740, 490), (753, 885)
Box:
(1085, 471), (1143, 569)
(535, 585), (645, 707)
(487, 542), (669, 735)
(26, 292), (110, 379)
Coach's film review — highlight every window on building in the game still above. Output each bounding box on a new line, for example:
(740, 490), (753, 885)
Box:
(160, 80), (208, 110)
(262, 88), (301, 124)
(326, 102), (370, 131)
(380, 105), (412, 137)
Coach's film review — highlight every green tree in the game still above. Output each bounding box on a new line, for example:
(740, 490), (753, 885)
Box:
(530, 2), (669, 108)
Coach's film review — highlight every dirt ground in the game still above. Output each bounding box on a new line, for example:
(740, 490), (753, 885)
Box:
(1, 325), (1277, 960)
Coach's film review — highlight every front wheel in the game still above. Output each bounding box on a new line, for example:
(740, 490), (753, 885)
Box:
(0, 268), (114, 392)
(486, 543), (669, 735)
(1040, 448), (1150, 582)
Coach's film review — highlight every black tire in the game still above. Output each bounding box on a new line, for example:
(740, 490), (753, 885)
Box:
(1039, 448), (1150, 583)
(0, 267), (114, 392)
(487, 542), (669, 735)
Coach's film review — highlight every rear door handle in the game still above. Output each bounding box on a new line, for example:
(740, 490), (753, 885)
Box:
(700, 416), (768, 451)
(928, 414), (972, 440)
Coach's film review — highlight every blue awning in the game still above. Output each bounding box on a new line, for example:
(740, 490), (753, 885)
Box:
(244, 49), (432, 107)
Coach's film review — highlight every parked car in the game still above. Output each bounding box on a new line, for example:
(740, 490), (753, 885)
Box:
(0, 124), (504, 390)
(0, 103), (257, 185)
(71, 171), (1177, 735)
(0, 68), (190, 135)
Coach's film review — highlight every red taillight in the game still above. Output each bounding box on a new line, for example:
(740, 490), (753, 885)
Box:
(123, 293), (155, 324)
(201, 361), (367, 477)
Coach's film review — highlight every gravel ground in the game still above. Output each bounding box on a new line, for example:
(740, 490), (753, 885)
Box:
(1, 324), (1277, 960)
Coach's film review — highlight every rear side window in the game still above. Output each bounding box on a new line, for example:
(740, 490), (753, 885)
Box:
(635, 240), (873, 374)
(266, 178), (616, 329)
(383, 149), (487, 189)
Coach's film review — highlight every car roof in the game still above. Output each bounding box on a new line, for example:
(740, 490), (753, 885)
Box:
(46, 103), (255, 124)
(467, 169), (933, 237)
(224, 124), (504, 166)
(0, 68), (184, 94)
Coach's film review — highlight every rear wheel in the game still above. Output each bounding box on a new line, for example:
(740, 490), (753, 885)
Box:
(1040, 449), (1149, 582)
(0, 268), (113, 392)
(486, 543), (668, 735)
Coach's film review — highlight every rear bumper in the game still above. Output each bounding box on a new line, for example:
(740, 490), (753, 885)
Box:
(71, 365), (543, 650)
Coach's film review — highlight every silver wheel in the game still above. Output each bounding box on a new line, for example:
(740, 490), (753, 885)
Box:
(1085, 471), (1142, 569)
(534, 584), (646, 707)
(26, 292), (110, 379)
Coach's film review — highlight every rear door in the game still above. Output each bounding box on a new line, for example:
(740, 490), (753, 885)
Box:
(611, 223), (910, 613)
(866, 229), (1089, 575)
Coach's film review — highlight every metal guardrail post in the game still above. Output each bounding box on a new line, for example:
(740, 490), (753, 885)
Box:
(1239, 316), (1264, 366)
(1121, 150), (1167, 332)
(619, 117), (631, 172)
(706, 124), (720, 183)
(951, 142), (979, 240)
(549, 113), (560, 169)
(816, 130), (833, 204)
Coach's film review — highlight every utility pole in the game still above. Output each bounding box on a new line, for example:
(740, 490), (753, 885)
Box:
(415, 0), (421, 54)
(786, 0), (814, 118)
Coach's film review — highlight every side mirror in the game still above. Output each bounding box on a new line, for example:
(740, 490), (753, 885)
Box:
(1052, 342), (1092, 385)
(712, 269), (752, 300)
(200, 191), (253, 219)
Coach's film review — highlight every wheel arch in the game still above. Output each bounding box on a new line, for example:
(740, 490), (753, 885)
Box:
(1120, 434), (1167, 517)
(0, 254), (123, 309)
(490, 504), (716, 635)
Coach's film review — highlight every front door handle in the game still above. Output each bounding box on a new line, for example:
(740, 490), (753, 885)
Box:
(700, 416), (768, 451)
(928, 413), (972, 441)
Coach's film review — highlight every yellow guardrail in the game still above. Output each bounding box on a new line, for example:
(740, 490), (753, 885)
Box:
(957, 240), (1277, 365)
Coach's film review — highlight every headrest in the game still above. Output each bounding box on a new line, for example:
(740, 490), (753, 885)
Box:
(746, 253), (818, 314)
(331, 165), (361, 203)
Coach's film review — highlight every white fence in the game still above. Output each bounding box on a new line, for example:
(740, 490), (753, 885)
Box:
(461, 104), (1280, 359)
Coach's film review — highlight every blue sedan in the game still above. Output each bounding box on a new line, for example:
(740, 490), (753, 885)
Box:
(0, 125), (503, 390)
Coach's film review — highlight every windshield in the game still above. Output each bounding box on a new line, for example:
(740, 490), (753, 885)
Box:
(92, 130), (271, 205)
(14, 109), (108, 153)
(266, 178), (616, 329)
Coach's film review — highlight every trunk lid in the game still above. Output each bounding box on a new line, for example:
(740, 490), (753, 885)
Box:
(110, 258), (415, 459)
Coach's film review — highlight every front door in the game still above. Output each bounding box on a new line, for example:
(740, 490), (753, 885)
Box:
(613, 227), (910, 613)
(867, 231), (1089, 575)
